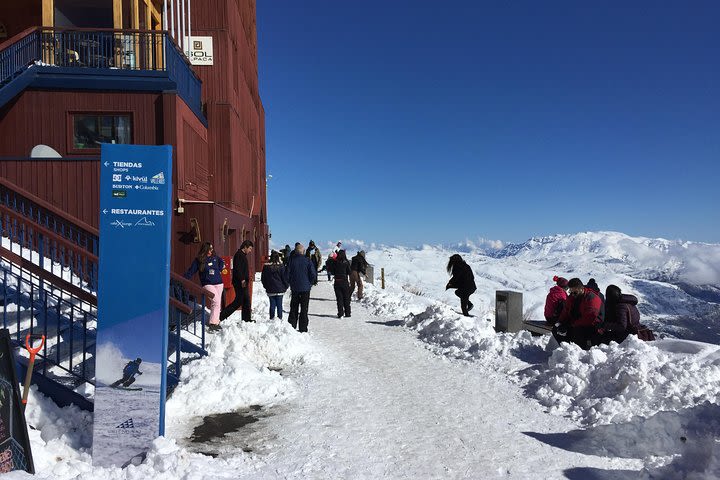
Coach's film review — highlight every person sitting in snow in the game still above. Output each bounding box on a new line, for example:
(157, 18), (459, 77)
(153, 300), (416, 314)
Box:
(110, 358), (143, 388)
(585, 278), (605, 323)
(555, 278), (603, 349)
(596, 284), (641, 344)
(544, 276), (569, 325)
(445, 254), (477, 317)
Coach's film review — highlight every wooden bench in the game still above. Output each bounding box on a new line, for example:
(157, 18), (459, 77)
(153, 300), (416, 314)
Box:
(522, 320), (553, 335)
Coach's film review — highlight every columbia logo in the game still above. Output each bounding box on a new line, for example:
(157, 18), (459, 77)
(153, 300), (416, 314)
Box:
(150, 172), (165, 184)
(116, 418), (135, 429)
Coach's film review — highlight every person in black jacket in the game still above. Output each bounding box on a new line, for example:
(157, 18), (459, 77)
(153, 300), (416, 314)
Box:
(349, 250), (369, 300)
(445, 254), (476, 316)
(220, 240), (254, 322)
(261, 250), (288, 320)
(332, 250), (352, 318)
(597, 284), (641, 344)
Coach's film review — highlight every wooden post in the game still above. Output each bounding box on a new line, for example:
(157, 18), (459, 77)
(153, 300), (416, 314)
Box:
(381, 268), (385, 289)
(113, 0), (123, 68)
(42, 0), (54, 27)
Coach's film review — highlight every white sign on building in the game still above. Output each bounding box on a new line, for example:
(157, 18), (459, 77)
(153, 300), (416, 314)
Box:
(185, 36), (214, 65)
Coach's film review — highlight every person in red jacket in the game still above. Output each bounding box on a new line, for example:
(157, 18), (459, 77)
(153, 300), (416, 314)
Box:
(544, 275), (569, 325)
(556, 278), (603, 349)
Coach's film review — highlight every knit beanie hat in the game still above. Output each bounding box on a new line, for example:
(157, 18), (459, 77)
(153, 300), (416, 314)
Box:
(553, 275), (569, 288)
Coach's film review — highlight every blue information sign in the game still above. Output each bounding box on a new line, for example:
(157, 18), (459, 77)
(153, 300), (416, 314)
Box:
(93, 145), (172, 468)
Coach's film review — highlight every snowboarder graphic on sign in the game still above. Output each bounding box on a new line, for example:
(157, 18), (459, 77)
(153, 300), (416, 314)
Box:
(110, 358), (143, 388)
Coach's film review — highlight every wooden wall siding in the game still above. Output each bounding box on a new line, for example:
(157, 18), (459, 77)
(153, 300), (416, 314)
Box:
(172, 95), (209, 201)
(171, 201), (257, 275)
(0, 2), (42, 39)
(0, 159), (100, 228)
(190, 0), (265, 224)
(0, 90), (162, 157)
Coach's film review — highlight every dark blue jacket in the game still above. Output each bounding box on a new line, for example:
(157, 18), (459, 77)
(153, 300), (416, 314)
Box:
(261, 263), (289, 294)
(184, 255), (224, 286)
(285, 254), (317, 293)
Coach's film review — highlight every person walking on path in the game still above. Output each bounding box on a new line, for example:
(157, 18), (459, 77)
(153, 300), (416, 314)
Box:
(261, 250), (289, 320)
(349, 250), (369, 300)
(184, 241), (225, 332)
(281, 244), (292, 265)
(306, 240), (322, 285)
(445, 254), (477, 316)
(322, 254), (336, 281)
(220, 240), (254, 323)
(286, 243), (317, 332)
(544, 276), (569, 325)
(332, 250), (352, 318)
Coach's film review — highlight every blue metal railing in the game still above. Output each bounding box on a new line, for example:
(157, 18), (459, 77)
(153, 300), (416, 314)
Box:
(0, 204), (99, 293)
(0, 179), (99, 257)
(0, 28), (40, 87)
(0, 28), (203, 121)
(0, 262), (96, 385)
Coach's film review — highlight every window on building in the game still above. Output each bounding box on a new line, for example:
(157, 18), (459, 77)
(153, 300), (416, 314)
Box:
(72, 114), (132, 149)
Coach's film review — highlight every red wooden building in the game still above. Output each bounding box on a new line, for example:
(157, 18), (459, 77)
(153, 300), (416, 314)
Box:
(0, 0), (268, 274)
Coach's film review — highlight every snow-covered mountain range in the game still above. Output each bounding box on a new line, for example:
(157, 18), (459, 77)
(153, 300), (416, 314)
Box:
(352, 231), (720, 344)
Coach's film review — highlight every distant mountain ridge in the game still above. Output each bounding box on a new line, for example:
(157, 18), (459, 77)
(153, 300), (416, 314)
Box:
(485, 231), (720, 287)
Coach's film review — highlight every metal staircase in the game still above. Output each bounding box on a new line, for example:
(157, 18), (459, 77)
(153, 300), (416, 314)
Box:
(0, 177), (212, 411)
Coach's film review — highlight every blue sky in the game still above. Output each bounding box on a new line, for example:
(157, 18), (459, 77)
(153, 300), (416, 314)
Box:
(257, 1), (719, 247)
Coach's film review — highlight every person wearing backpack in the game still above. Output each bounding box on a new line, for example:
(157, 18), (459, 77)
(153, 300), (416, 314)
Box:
(544, 276), (568, 325)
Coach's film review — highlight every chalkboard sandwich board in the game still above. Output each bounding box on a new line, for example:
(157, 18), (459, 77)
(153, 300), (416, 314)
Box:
(0, 329), (34, 474)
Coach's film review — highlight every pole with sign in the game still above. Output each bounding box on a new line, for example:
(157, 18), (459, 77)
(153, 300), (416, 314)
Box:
(93, 144), (172, 468)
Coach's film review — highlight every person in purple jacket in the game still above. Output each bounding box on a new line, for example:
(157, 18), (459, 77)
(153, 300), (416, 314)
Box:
(184, 242), (225, 332)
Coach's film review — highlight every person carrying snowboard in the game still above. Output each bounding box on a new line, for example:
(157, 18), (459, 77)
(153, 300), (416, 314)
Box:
(110, 358), (143, 388)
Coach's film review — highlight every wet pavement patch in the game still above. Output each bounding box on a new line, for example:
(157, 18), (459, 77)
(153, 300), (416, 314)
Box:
(190, 405), (263, 444)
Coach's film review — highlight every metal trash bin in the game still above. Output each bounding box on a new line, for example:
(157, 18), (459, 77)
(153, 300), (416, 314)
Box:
(364, 264), (374, 284)
(495, 291), (523, 333)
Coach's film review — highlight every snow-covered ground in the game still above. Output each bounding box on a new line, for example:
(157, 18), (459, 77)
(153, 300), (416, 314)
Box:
(4, 231), (720, 479)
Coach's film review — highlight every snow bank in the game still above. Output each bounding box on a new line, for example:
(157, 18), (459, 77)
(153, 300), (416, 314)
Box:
(166, 317), (318, 420)
(523, 337), (720, 426)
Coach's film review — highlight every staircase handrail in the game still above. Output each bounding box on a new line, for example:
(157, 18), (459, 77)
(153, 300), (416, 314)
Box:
(0, 244), (96, 307)
(170, 272), (215, 300)
(0, 203), (99, 290)
(0, 27), (39, 54)
(0, 176), (98, 237)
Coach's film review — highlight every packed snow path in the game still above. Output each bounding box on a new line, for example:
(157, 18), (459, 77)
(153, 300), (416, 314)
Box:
(191, 280), (641, 478)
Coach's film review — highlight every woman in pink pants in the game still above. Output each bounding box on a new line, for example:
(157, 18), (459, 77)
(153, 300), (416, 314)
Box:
(184, 242), (225, 332)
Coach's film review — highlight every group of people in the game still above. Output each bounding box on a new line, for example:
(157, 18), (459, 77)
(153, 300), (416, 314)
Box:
(183, 240), (255, 332)
(544, 275), (649, 349)
(185, 239), (370, 334)
(443, 254), (651, 350)
(260, 241), (370, 331)
(186, 245), (647, 349)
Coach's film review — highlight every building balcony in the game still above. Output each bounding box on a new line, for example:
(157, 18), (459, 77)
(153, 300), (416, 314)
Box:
(0, 27), (205, 125)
